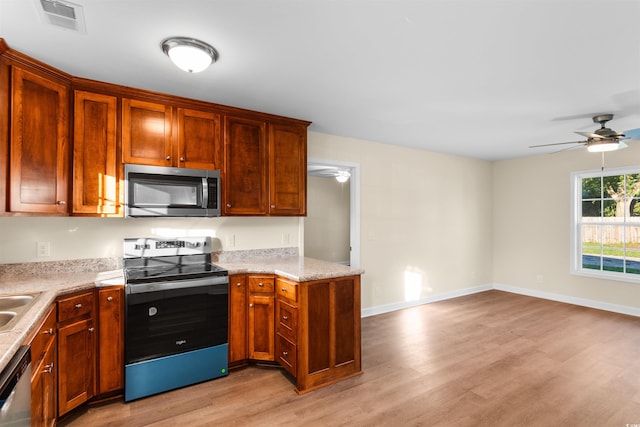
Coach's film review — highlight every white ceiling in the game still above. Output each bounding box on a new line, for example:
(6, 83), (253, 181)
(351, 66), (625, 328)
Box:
(1, 0), (639, 161)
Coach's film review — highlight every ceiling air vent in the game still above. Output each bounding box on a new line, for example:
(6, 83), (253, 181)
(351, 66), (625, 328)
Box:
(36, 0), (87, 33)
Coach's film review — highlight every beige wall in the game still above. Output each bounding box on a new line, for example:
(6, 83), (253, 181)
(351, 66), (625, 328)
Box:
(493, 143), (640, 310)
(305, 176), (350, 263)
(0, 216), (300, 264)
(308, 131), (495, 311)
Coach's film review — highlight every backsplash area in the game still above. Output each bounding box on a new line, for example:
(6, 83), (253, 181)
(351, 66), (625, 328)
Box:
(0, 247), (299, 277)
(0, 216), (301, 264)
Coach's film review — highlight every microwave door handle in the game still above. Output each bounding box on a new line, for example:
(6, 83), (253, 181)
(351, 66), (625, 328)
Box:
(202, 177), (209, 208)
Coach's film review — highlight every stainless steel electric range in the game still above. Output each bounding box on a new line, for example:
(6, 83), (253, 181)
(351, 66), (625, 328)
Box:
(123, 236), (228, 402)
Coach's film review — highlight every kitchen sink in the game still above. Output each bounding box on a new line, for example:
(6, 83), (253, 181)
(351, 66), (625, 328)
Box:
(0, 293), (42, 332)
(0, 312), (16, 328)
(0, 295), (35, 310)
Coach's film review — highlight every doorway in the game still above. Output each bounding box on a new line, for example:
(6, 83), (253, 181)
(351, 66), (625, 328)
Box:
(305, 158), (360, 268)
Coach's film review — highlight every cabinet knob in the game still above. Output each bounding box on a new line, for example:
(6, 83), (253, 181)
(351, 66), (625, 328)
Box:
(258, 282), (264, 287)
(271, 205), (276, 208)
(281, 287), (286, 292)
(75, 303), (82, 309)
(107, 296), (113, 302)
(166, 156), (171, 160)
(226, 203), (231, 208)
(88, 327), (95, 332)
(236, 282), (242, 287)
(249, 303), (254, 308)
(43, 328), (54, 335)
(42, 362), (54, 374)
(282, 351), (288, 357)
(282, 315), (288, 320)
(57, 201), (66, 205)
(180, 157), (185, 162)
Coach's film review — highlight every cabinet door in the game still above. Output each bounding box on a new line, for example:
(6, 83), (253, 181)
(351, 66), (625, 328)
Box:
(248, 294), (274, 361)
(268, 123), (307, 215)
(10, 66), (69, 213)
(58, 318), (95, 416)
(73, 91), (120, 216)
(97, 287), (124, 394)
(176, 107), (221, 169)
(223, 115), (268, 215)
(121, 98), (172, 166)
(31, 336), (56, 427)
(228, 274), (247, 364)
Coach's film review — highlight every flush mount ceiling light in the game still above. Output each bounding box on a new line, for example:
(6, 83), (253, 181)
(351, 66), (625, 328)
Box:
(161, 37), (218, 73)
(336, 170), (351, 183)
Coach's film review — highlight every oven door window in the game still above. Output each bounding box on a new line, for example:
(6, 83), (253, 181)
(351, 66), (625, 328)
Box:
(125, 284), (228, 364)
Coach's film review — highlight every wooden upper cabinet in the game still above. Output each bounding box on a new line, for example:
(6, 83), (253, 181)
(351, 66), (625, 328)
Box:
(176, 107), (221, 169)
(73, 91), (120, 216)
(121, 98), (172, 166)
(269, 123), (307, 215)
(9, 66), (70, 214)
(223, 115), (268, 215)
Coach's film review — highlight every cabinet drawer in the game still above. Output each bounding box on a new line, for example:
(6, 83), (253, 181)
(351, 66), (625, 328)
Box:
(248, 276), (274, 293)
(276, 279), (298, 302)
(29, 305), (57, 363)
(58, 291), (94, 322)
(277, 299), (297, 341)
(276, 334), (297, 377)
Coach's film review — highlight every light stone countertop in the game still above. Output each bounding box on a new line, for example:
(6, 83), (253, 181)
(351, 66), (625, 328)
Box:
(0, 257), (362, 374)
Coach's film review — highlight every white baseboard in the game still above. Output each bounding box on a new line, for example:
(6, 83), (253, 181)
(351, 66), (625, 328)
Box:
(361, 284), (493, 318)
(493, 283), (640, 318)
(362, 283), (640, 318)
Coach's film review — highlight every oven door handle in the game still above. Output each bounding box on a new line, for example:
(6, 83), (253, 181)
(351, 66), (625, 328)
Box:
(126, 276), (228, 294)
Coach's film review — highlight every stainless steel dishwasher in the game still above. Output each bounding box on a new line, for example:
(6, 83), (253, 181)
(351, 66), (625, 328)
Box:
(0, 345), (31, 426)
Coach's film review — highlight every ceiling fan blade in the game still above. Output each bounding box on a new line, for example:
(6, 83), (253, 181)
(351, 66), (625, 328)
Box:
(623, 128), (640, 140)
(575, 131), (605, 139)
(529, 141), (586, 148)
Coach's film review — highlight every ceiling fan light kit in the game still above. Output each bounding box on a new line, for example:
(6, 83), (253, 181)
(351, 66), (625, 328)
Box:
(530, 113), (639, 154)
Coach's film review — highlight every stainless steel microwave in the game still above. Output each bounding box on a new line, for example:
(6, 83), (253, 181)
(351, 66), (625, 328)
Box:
(124, 164), (221, 217)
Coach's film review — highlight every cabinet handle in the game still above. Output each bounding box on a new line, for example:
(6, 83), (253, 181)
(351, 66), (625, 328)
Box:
(107, 296), (113, 302)
(236, 282), (242, 287)
(282, 351), (288, 357)
(88, 327), (95, 332)
(75, 303), (82, 309)
(180, 157), (185, 162)
(42, 362), (54, 374)
(258, 282), (264, 287)
(271, 205), (276, 208)
(57, 201), (66, 205)
(281, 287), (286, 292)
(166, 156), (171, 160)
(249, 303), (254, 308)
(43, 328), (54, 335)
(282, 315), (288, 320)
(226, 203), (231, 208)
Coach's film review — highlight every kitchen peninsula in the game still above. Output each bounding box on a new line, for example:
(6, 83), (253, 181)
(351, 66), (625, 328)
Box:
(0, 254), (363, 422)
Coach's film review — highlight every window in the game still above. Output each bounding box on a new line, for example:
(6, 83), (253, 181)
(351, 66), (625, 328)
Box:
(571, 166), (640, 282)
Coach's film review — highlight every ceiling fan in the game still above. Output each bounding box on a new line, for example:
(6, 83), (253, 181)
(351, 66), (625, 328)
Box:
(530, 114), (640, 153)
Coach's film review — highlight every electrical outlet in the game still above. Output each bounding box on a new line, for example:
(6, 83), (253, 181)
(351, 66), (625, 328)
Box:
(37, 241), (51, 257)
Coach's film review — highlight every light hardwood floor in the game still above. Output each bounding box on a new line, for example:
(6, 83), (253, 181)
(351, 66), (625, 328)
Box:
(59, 290), (640, 426)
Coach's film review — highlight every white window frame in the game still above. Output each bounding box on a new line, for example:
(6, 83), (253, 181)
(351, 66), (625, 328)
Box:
(571, 165), (640, 284)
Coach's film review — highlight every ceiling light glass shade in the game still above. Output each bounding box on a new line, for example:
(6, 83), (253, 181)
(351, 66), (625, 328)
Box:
(587, 139), (619, 153)
(161, 37), (218, 73)
(336, 171), (351, 183)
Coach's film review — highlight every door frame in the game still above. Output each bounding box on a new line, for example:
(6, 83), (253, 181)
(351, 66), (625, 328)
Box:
(305, 158), (361, 268)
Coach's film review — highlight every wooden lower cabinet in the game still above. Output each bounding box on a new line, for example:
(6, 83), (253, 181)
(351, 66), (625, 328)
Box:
(57, 290), (96, 416)
(276, 275), (362, 394)
(247, 275), (275, 361)
(97, 286), (124, 394)
(28, 305), (57, 427)
(228, 274), (248, 364)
